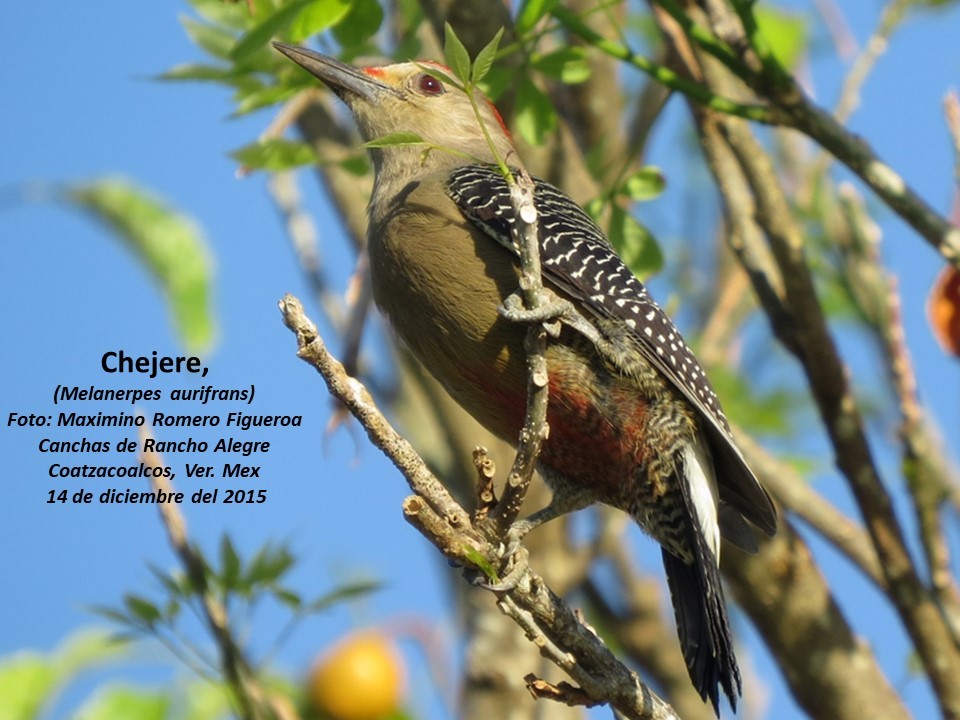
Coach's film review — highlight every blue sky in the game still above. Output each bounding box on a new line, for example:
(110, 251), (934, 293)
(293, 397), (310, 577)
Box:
(1, 2), (959, 719)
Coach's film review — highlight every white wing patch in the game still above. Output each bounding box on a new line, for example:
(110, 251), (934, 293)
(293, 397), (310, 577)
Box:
(683, 438), (720, 562)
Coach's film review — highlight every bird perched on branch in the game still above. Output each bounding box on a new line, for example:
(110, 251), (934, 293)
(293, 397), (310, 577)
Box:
(274, 40), (777, 715)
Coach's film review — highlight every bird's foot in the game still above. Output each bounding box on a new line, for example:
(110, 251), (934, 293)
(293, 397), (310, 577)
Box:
(498, 291), (573, 338)
(499, 290), (603, 345)
(464, 520), (534, 592)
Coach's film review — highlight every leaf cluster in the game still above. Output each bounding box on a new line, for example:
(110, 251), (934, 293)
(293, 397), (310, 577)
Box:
(91, 535), (380, 683)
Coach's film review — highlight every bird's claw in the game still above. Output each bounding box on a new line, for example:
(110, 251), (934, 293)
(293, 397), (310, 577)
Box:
(498, 292), (572, 338)
(468, 544), (530, 592)
(463, 522), (533, 592)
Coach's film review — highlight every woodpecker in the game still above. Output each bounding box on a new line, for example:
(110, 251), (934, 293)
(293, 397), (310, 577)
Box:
(275, 42), (777, 714)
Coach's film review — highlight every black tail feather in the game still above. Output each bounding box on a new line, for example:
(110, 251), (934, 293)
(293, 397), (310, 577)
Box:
(662, 548), (740, 715)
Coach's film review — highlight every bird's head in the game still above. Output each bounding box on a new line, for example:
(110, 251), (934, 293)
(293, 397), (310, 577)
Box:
(274, 43), (516, 173)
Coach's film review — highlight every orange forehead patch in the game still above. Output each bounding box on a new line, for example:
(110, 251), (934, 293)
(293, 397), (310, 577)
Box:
(362, 67), (386, 78)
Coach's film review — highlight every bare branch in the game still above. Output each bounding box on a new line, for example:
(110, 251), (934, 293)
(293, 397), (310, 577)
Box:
(267, 171), (343, 330)
(806, 0), (914, 186)
(279, 294), (682, 720)
(735, 431), (885, 589)
(491, 172), (553, 535)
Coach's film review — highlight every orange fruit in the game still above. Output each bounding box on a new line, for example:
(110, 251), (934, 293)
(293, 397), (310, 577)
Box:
(308, 631), (405, 720)
(928, 265), (960, 358)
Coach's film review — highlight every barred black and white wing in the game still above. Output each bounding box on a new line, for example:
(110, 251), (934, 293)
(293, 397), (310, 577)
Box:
(446, 164), (776, 538)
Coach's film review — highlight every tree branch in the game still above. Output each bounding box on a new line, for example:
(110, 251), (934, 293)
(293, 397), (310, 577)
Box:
(490, 172), (552, 535)
(279, 294), (681, 720)
(696, 2), (960, 267)
(662, 13), (960, 713)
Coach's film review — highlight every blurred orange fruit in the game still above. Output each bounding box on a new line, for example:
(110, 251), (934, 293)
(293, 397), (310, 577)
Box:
(308, 631), (405, 720)
(928, 265), (960, 358)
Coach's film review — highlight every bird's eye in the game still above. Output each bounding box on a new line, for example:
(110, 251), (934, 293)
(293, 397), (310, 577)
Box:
(416, 73), (445, 96)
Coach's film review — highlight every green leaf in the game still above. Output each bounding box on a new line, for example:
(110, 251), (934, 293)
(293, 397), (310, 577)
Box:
(87, 605), (136, 628)
(219, 535), (242, 591)
(514, 74), (556, 146)
(75, 686), (170, 720)
(123, 595), (162, 627)
(477, 65), (511, 101)
(187, 0), (252, 30)
(754, 8), (807, 70)
(463, 548), (497, 583)
(417, 62), (460, 89)
(607, 205), (663, 278)
(332, 0), (384, 47)
(362, 130), (426, 148)
(516, 0), (559, 35)
(706, 363), (798, 436)
(339, 155), (370, 176)
(617, 167), (665, 202)
(0, 654), (57, 720)
(584, 197), (605, 223)
(0, 630), (128, 720)
(180, 15), (237, 59)
(532, 47), (590, 84)
(243, 543), (296, 586)
(147, 563), (185, 598)
(53, 630), (128, 677)
(289, 0), (352, 43)
(67, 179), (216, 352)
(305, 579), (382, 613)
(272, 587), (303, 609)
(183, 681), (231, 720)
(157, 63), (239, 85)
(230, 138), (320, 171)
(443, 22), (471, 84)
(249, 0), (279, 20)
(163, 598), (182, 622)
(471, 28), (504, 85)
(233, 82), (300, 115)
(394, 31), (423, 63)
(230, 0), (313, 62)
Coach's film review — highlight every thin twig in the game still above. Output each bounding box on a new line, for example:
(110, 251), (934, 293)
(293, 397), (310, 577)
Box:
(806, 0), (913, 186)
(837, 183), (960, 640)
(267, 171), (343, 330)
(491, 171), (552, 535)
(339, 250), (374, 379)
(551, 5), (783, 124)
(812, 0), (858, 60)
(261, 87), (324, 144)
(832, 0), (911, 125)
(946, 90), (960, 184)
(139, 428), (268, 720)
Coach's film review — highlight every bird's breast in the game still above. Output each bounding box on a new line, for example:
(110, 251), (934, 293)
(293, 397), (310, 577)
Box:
(368, 179), (656, 500)
(368, 182), (529, 437)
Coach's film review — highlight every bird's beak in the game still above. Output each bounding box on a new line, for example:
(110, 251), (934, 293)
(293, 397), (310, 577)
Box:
(273, 42), (398, 102)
